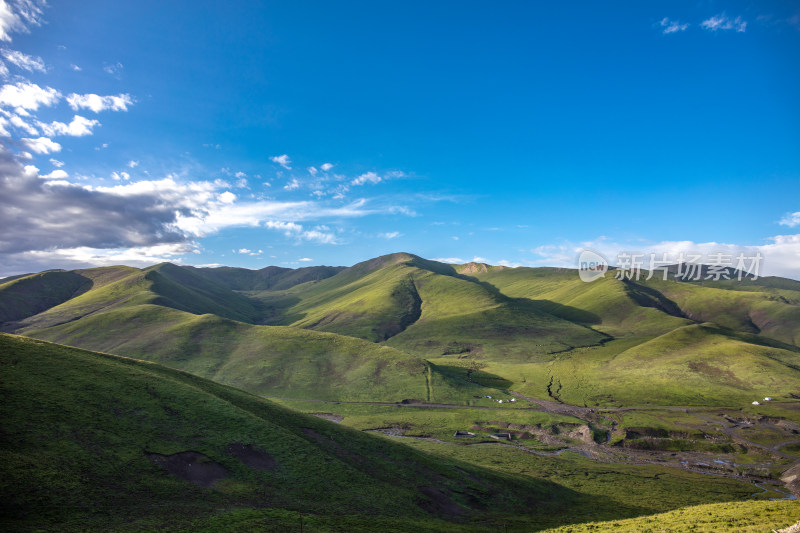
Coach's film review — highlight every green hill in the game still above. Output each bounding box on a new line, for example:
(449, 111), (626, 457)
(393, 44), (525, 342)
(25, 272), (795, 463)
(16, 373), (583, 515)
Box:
(540, 499), (798, 533)
(253, 254), (608, 360)
(19, 303), (441, 402)
(190, 264), (345, 291)
(0, 333), (576, 532)
(4, 254), (800, 407)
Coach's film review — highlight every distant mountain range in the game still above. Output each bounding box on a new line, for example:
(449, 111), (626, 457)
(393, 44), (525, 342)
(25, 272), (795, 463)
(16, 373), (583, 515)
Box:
(2, 252), (799, 406)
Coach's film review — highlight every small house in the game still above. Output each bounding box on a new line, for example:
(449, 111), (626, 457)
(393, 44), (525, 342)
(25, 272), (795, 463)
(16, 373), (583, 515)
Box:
(453, 431), (475, 438)
(764, 397), (772, 401)
(489, 433), (511, 441)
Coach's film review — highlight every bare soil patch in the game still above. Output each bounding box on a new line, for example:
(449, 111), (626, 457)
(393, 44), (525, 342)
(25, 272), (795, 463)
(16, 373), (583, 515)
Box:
(145, 451), (228, 488)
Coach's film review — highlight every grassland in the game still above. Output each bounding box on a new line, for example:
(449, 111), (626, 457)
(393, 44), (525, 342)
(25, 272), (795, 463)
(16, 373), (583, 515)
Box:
(4, 333), (795, 532)
(3, 254), (800, 531)
(0, 333), (577, 531)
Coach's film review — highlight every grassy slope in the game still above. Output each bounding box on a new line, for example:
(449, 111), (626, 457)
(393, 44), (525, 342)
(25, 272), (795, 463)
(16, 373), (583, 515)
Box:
(20, 304), (430, 402)
(12, 263), (263, 331)
(190, 264), (345, 291)
(641, 277), (800, 347)
(253, 254), (606, 359)
(577, 323), (800, 406)
(471, 267), (691, 337)
(0, 333), (580, 532)
(401, 439), (786, 530)
(540, 500), (799, 532)
(0, 266), (138, 324)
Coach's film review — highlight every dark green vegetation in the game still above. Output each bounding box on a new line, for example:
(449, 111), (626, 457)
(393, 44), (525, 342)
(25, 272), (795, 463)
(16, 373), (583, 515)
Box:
(0, 334), (568, 531)
(2, 334), (794, 532)
(2, 253), (800, 530)
(6, 253), (800, 407)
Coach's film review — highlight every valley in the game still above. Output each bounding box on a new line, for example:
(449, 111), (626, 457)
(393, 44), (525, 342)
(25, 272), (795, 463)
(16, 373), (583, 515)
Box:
(1, 253), (799, 531)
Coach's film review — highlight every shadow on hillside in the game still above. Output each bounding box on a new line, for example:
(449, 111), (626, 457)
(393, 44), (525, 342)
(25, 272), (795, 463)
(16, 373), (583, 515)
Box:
(433, 363), (515, 390)
(448, 270), (603, 326)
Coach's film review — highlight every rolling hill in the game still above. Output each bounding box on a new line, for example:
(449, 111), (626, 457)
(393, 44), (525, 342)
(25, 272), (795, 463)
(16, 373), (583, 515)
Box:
(0, 333), (579, 532)
(2, 253), (800, 407)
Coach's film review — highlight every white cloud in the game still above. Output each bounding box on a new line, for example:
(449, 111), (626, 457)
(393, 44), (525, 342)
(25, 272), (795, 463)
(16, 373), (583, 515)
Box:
(40, 169), (67, 179)
(12, 243), (196, 273)
(0, 0), (46, 42)
(472, 256), (488, 263)
(433, 257), (465, 264)
(49, 158), (63, 167)
(1, 48), (44, 71)
(70, 63), (81, 71)
(110, 171), (129, 181)
(307, 166), (318, 176)
(701, 14), (747, 32)
(21, 136), (60, 153)
(270, 154), (292, 169)
(779, 212), (800, 228)
(0, 81), (60, 110)
(284, 178), (300, 190)
(659, 17), (688, 34)
(378, 231), (401, 239)
(218, 191), (236, 204)
(103, 61), (123, 76)
(262, 220), (337, 244)
(320, 162), (333, 171)
(5, 111), (37, 134)
(352, 171), (381, 186)
(66, 92), (133, 112)
(39, 115), (100, 137)
(531, 235), (800, 279)
(234, 170), (245, 178)
(128, 160), (139, 168)
(298, 257), (313, 262)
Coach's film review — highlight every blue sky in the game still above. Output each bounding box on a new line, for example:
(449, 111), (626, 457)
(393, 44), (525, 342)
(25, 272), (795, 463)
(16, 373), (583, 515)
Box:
(1, 0), (799, 277)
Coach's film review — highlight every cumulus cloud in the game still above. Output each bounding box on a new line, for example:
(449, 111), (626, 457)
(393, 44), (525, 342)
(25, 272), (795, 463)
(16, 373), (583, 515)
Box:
(235, 248), (262, 256)
(0, 148), (190, 255)
(0, 0), (46, 42)
(352, 171), (381, 186)
(659, 17), (688, 34)
(378, 231), (401, 239)
(701, 14), (747, 32)
(0, 143), (415, 275)
(433, 257), (465, 264)
(284, 177), (299, 190)
(66, 93), (133, 112)
(270, 154), (291, 169)
(0, 81), (60, 110)
(38, 115), (100, 137)
(21, 136), (60, 153)
(40, 168), (67, 179)
(298, 257), (313, 262)
(320, 162), (333, 171)
(1, 48), (44, 71)
(780, 212), (800, 228)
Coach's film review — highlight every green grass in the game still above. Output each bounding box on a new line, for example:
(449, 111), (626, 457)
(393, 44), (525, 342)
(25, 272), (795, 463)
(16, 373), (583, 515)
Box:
(0, 333), (584, 532)
(642, 277), (800, 346)
(398, 438), (783, 529)
(21, 304), (434, 402)
(539, 500), (799, 532)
